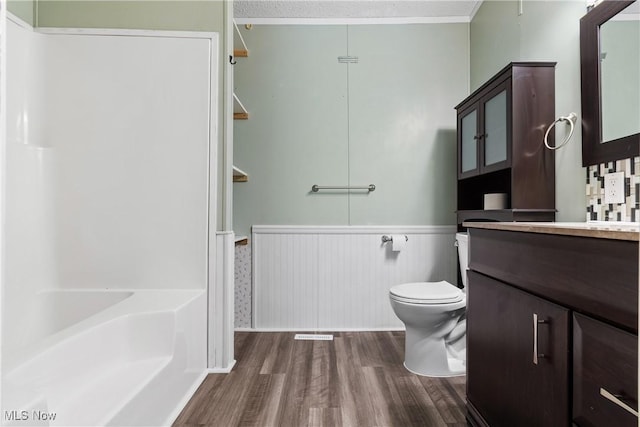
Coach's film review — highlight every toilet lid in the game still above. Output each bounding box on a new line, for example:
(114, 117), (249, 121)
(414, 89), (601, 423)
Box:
(389, 281), (464, 304)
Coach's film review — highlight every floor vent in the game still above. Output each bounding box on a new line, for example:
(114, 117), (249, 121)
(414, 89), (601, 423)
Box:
(294, 334), (334, 341)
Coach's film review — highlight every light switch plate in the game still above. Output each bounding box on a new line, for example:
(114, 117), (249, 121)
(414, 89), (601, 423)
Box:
(604, 171), (625, 204)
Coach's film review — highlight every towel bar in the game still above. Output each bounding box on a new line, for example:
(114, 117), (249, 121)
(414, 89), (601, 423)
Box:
(311, 184), (375, 192)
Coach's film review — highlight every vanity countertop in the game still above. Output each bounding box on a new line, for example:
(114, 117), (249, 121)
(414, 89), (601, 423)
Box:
(463, 221), (640, 241)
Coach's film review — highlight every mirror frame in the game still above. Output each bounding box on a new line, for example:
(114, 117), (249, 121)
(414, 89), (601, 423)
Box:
(580, 0), (639, 166)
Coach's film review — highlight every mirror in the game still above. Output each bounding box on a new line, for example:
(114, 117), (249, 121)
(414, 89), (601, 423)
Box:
(580, 0), (640, 166)
(600, 2), (640, 142)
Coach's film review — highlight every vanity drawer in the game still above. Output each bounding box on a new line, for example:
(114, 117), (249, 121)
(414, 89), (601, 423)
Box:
(573, 313), (638, 427)
(468, 228), (638, 331)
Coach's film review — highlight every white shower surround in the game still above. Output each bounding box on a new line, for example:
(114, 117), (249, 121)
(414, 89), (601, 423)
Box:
(0, 0), (6, 402)
(252, 225), (458, 330)
(3, 15), (222, 425)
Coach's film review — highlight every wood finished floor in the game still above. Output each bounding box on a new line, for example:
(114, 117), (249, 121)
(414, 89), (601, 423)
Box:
(174, 331), (468, 427)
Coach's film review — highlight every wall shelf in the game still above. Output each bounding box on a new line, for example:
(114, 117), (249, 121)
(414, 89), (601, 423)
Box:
(233, 165), (248, 182)
(233, 93), (249, 120)
(233, 20), (248, 58)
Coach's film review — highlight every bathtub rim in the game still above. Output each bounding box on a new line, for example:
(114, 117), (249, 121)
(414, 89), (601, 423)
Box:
(2, 289), (206, 374)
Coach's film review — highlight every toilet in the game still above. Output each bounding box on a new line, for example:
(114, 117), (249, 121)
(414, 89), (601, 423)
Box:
(389, 232), (469, 377)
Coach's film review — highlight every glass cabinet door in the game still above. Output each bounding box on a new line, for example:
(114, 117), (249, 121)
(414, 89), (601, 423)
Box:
(483, 89), (507, 167)
(461, 109), (478, 174)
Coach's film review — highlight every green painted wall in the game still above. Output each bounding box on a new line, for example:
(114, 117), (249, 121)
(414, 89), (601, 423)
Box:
(8, 0), (34, 25)
(36, 1), (222, 31)
(470, 0), (520, 90)
(234, 26), (349, 233)
(471, 0), (587, 222)
(233, 24), (469, 237)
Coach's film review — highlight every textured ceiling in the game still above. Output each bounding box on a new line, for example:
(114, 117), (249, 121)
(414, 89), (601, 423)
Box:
(234, 1), (483, 20)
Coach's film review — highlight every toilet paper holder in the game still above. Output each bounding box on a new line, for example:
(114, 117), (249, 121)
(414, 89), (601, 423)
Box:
(381, 235), (408, 244)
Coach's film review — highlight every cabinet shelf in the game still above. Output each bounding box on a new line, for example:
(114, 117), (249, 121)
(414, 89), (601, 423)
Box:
(233, 93), (248, 120)
(233, 20), (248, 57)
(233, 165), (248, 182)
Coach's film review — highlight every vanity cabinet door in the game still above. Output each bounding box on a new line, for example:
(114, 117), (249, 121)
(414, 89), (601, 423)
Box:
(467, 271), (570, 427)
(573, 313), (638, 427)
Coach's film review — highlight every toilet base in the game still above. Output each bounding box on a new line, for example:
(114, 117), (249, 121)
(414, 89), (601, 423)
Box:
(403, 320), (466, 377)
(403, 356), (465, 378)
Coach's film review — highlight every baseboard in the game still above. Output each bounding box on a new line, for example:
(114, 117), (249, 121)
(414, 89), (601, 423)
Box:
(234, 327), (405, 332)
(206, 359), (236, 374)
(466, 400), (490, 427)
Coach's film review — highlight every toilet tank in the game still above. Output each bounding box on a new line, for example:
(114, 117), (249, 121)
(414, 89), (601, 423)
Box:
(455, 233), (469, 289)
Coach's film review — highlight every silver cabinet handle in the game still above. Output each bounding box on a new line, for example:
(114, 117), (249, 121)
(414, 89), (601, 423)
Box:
(533, 313), (547, 365)
(600, 388), (639, 417)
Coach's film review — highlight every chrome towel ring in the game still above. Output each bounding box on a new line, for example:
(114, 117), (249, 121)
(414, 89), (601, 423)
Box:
(544, 112), (578, 150)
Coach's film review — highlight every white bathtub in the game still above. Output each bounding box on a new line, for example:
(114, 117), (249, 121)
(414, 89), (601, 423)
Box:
(2, 290), (207, 426)
(6, 290), (134, 356)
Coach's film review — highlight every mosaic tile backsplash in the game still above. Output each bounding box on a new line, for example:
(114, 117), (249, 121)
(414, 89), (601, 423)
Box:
(586, 156), (640, 222)
(234, 242), (252, 328)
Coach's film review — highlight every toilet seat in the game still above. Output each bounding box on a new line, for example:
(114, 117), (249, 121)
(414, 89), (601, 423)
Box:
(389, 281), (463, 304)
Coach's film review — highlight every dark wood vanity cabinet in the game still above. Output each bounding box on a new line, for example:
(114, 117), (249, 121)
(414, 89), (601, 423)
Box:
(467, 271), (569, 426)
(466, 225), (639, 427)
(456, 63), (556, 225)
(573, 314), (638, 427)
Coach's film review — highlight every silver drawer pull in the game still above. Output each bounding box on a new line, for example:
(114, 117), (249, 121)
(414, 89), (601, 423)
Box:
(533, 313), (548, 365)
(600, 388), (638, 417)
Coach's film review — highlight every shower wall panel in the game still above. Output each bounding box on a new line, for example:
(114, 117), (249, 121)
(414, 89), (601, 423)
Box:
(4, 18), (53, 351)
(41, 32), (214, 289)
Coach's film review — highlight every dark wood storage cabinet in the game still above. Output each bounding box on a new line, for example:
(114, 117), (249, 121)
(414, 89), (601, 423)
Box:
(456, 63), (556, 224)
(465, 225), (638, 427)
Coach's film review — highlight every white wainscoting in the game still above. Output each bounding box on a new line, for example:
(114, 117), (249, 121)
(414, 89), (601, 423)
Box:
(252, 225), (458, 330)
